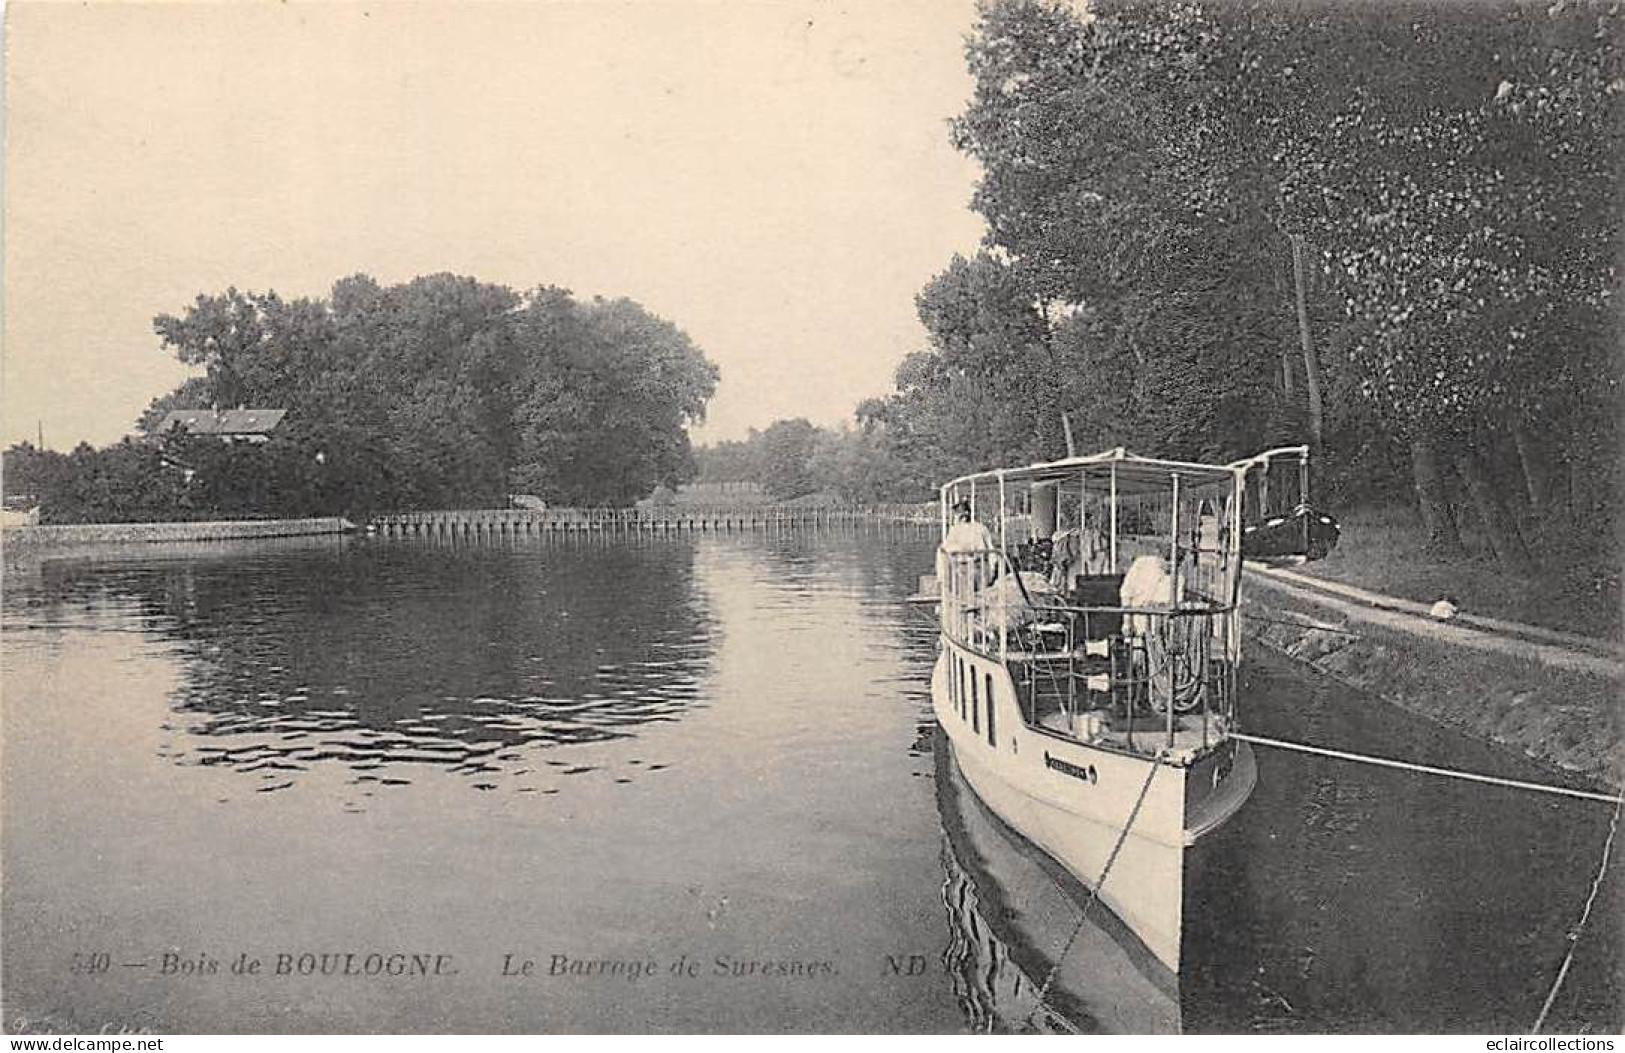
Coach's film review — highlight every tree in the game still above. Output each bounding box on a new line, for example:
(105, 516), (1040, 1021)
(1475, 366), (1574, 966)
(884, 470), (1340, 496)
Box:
(510, 293), (718, 506)
(2, 442), (66, 501)
(693, 438), (759, 485)
(806, 422), (927, 504)
(908, 0), (1622, 569)
(919, 1), (1302, 470)
(1271, 1), (1623, 562)
(32, 439), (189, 524)
(756, 418), (821, 500)
(142, 274), (721, 516)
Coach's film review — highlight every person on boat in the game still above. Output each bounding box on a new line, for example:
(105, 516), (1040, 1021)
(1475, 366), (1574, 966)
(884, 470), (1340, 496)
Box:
(1049, 512), (1110, 591)
(938, 499), (998, 587)
(1120, 554), (1173, 636)
(938, 499), (998, 641)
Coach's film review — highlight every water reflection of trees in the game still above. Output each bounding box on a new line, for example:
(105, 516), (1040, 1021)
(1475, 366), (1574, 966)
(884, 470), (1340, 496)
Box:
(28, 537), (715, 792)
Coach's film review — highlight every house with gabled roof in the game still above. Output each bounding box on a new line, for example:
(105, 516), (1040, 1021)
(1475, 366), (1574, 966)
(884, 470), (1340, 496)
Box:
(158, 408), (287, 444)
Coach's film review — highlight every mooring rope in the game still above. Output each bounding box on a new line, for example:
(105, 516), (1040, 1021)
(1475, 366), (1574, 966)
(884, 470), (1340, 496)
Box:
(1237, 730), (1621, 1032)
(1024, 753), (1162, 1030)
(1529, 786), (1624, 1033)
(1230, 732), (1619, 805)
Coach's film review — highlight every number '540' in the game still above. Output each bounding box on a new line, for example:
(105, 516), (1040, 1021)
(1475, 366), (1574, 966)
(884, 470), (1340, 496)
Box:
(71, 952), (111, 974)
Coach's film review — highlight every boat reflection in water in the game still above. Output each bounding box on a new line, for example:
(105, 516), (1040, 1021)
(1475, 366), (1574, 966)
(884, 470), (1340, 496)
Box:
(936, 732), (1178, 1034)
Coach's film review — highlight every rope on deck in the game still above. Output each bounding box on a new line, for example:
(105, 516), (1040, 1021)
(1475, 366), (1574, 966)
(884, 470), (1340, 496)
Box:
(1023, 752), (1162, 1032)
(1529, 786), (1624, 1033)
(1230, 732), (1618, 805)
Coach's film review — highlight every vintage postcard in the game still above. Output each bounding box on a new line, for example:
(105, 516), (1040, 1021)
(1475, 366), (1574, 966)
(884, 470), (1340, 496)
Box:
(4, 0), (1620, 1040)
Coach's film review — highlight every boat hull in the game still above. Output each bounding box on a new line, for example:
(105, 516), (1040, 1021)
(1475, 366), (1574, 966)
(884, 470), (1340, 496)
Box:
(931, 639), (1254, 978)
(936, 730), (1180, 1033)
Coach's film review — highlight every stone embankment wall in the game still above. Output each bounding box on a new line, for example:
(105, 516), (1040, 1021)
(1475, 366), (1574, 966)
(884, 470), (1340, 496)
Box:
(1241, 574), (1623, 789)
(2, 517), (354, 550)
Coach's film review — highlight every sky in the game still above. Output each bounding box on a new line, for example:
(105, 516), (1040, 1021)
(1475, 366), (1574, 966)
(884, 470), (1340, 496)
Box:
(3, 0), (989, 451)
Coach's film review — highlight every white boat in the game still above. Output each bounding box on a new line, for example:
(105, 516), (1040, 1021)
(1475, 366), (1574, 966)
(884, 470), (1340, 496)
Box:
(928, 445), (1316, 990)
(936, 727), (1178, 1033)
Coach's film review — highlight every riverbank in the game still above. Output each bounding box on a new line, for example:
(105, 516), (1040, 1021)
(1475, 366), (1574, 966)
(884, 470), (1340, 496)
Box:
(1298, 504), (1621, 642)
(1241, 569), (1623, 789)
(2, 516), (355, 553)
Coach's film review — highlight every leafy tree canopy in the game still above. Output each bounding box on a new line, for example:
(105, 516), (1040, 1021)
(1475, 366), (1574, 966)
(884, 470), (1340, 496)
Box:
(859, 0), (1620, 561)
(30, 272), (724, 522)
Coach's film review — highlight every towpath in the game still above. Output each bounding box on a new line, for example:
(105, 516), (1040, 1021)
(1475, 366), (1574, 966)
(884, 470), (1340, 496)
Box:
(1245, 562), (1624, 680)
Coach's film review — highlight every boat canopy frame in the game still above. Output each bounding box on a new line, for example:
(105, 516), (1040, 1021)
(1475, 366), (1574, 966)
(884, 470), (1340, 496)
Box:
(936, 445), (1311, 757)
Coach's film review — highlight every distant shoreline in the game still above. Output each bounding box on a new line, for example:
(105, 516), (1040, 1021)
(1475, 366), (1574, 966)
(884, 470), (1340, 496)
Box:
(2, 516), (355, 551)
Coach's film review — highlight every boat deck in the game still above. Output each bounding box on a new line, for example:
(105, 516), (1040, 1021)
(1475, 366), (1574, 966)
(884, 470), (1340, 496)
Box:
(1012, 643), (1230, 763)
(1031, 707), (1225, 762)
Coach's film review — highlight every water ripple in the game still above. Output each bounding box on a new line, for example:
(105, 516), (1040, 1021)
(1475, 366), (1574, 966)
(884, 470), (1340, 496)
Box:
(13, 540), (719, 796)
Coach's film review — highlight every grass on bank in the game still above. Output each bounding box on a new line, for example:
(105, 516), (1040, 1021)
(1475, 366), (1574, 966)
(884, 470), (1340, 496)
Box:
(1299, 504), (1622, 643)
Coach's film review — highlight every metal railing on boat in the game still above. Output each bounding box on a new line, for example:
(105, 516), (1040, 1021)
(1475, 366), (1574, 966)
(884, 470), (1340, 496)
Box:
(936, 550), (1238, 757)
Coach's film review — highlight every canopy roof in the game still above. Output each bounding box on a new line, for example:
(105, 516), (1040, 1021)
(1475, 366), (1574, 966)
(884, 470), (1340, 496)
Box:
(941, 447), (1246, 499)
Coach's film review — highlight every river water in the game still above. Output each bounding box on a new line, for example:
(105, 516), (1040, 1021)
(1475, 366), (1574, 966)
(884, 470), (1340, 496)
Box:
(2, 532), (1618, 1034)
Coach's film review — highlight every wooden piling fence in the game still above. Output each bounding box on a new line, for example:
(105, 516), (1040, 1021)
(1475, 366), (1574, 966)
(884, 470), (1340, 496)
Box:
(368, 505), (936, 538)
